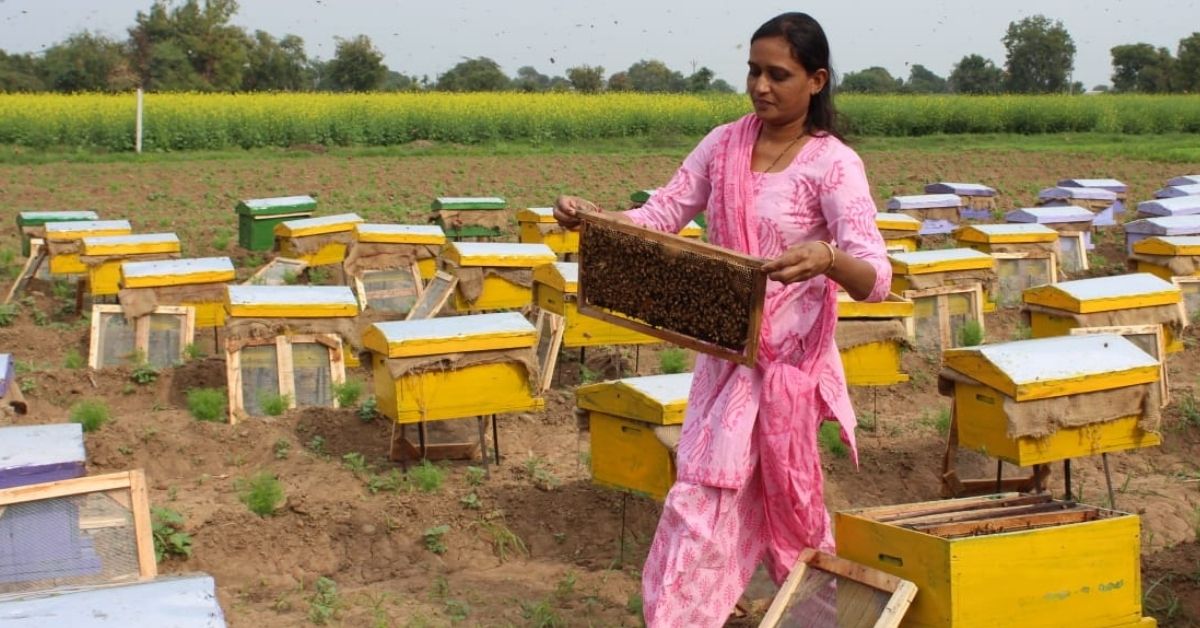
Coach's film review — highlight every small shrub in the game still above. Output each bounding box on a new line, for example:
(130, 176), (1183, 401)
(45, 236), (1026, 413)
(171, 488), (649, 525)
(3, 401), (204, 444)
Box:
(473, 517), (528, 563)
(70, 400), (110, 432)
(1179, 393), (1200, 428)
(459, 492), (481, 510)
(357, 396), (378, 422)
(366, 469), (407, 494)
(465, 466), (486, 487)
(237, 472), (284, 517)
(63, 348), (84, 369)
(818, 421), (848, 458)
(210, 230), (231, 251)
(409, 460), (444, 493)
(520, 599), (565, 627)
(307, 435), (326, 454)
(282, 269), (301, 285)
(924, 407), (953, 436)
(957, 320), (985, 347)
(259, 392), (291, 416)
(0, 304), (18, 327)
(524, 455), (560, 490)
(151, 507), (193, 562)
(423, 524), (450, 554)
(273, 438), (291, 460)
(307, 576), (341, 625)
(342, 452), (369, 475)
(333, 379), (364, 408)
(184, 343), (205, 360)
(579, 365), (599, 384)
(186, 387), (226, 422)
(130, 361), (158, 385)
(308, 267), (331, 284)
(658, 347), (687, 374)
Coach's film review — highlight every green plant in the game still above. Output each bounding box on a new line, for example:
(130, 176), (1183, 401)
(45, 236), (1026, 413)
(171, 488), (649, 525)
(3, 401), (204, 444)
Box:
(259, 391), (291, 416)
(1011, 322), (1032, 341)
(423, 524), (450, 554)
(308, 267), (331, 284)
(184, 343), (205, 360)
(63, 348), (84, 369)
(1179, 392), (1200, 428)
(0, 304), (18, 327)
(307, 576), (341, 625)
(151, 507), (193, 562)
(366, 469), (408, 494)
(524, 455), (560, 490)
(237, 472), (284, 517)
(69, 400), (110, 432)
(957, 319), (985, 347)
(520, 599), (565, 627)
(923, 406), (953, 436)
(579, 365), (600, 384)
(308, 435), (327, 454)
(273, 438), (291, 460)
(333, 379), (364, 408)
(472, 517), (528, 563)
(459, 492), (481, 510)
(818, 421), (849, 458)
(210, 229), (231, 251)
(186, 387), (226, 421)
(18, 377), (35, 394)
(130, 360), (158, 385)
(342, 452), (369, 475)
(51, 278), (73, 301)
(409, 460), (444, 493)
(465, 466), (486, 487)
(357, 396), (378, 422)
(554, 571), (577, 600)
(444, 599), (470, 622)
(626, 592), (643, 616)
(282, 269), (301, 285)
(658, 347), (687, 374)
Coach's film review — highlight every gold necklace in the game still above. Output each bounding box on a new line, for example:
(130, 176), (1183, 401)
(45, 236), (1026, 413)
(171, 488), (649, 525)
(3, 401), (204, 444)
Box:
(763, 131), (806, 173)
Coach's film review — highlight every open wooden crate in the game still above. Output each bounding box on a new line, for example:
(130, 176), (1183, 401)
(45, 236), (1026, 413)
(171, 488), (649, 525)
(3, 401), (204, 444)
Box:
(759, 548), (916, 628)
(578, 211), (766, 366)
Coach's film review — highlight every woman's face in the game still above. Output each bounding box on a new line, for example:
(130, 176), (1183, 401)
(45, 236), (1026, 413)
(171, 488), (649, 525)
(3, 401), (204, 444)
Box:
(746, 35), (828, 129)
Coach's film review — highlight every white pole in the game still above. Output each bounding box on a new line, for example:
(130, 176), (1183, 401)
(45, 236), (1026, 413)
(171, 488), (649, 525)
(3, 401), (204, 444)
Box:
(135, 88), (144, 154)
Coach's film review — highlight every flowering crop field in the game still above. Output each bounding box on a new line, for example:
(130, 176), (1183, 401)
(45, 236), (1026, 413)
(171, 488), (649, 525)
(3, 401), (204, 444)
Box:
(0, 92), (1198, 151)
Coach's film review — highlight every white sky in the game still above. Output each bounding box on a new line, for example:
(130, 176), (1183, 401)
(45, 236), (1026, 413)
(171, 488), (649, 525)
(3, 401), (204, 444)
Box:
(0, 0), (1194, 88)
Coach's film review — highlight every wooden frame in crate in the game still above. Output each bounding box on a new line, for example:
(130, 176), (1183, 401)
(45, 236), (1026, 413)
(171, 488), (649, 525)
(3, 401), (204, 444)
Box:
(1172, 275), (1200, 323)
(759, 548), (917, 628)
(274, 213), (363, 268)
(576, 373), (692, 501)
(836, 291), (913, 386)
(345, 224), (444, 316)
(954, 224), (1059, 308)
(443, 242), (556, 312)
(925, 181), (997, 221)
(577, 211), (767, 367)
(1022, 272), (1187, 353)
(45, 220), (132, 276)
(119, 257), (236, 329)
(533, 261), (659, 349)
(80, 233), (181, 297)
(223, 285), (356, 423)
(89, 304), (195, 370)
(889, 249), (993, 351)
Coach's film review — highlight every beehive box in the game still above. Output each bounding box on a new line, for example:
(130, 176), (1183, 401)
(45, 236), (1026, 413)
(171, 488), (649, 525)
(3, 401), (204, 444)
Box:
(81, 233), (181, 297)
(363, 312), (544, 423)
(1129, 236), (1200, 281)
(0, 573), (226, 627)
(630, 189), (656, 206)
(1038, 187), (1120, 227)
(0, 424), (85, 489)
(533, 262), (658, 348)
(443, 242), (556, 312)
(235, 195), (316, 251)
(890, 249), (993, 349)
(955, 224), (1059, 307)
(678, 220), (704, 239)
(943, 334), (1162, 466)
(1124, 215), (1200, 254)
(924, 182), (996, 220)
(1168, 174), (1200, 186)
(274, 213), (363, 267)
(1058, 177), (1128, 207)
(577, 373), (692, 501)
(1153, 183), (1200, 199)
(885, 194), (963, 235)
(1134, 196), (1200, 220)
(1005, 205), (1095, 274)
(876, 212), (922, 253)
(836, 292), (913, 386)
(431, 196), (508, 239)
(120, 257), (236, 329)
(1023, 273), (1186, 353)
(15, 210), (98, 257)
(517, 207), (577, 255)
(45, 220), (132, 276)
(836, 493), (1150, 628)
(352, 223), (445, 280)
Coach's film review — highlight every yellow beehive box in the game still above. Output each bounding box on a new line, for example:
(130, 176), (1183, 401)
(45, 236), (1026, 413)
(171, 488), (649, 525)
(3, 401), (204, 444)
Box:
(45, 220), (133, 275)
(678, 220), (704, 239)
(954, 224), (1060, 308)
(875, 212), (922, 253)
(943, 334), (1162, 466)
(353, 223), (446, 280)
(1023, 273), (1186, 353)
(533, 262), (659, 347)
(363, 312), (545, 423)
(120, 257), (236, 328)
(444, 242), (556, 312)
(517, 208), (578, 255)
(275, 213), (363, 266)
(890, 249), (993, 349)
(81, 233), (181, 297)
(1129, 235), (1200, 281)
(836, 292), (913, 386)
(836, 494), (1149, 628)
(577, 373), (693, 501)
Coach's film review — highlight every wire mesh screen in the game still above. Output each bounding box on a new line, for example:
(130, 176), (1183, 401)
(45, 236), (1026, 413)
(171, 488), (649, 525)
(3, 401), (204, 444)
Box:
(292, 343), (333, 408)
(406, 273), (455, 321)
(1179, 281), (1200, 322)
(240, 344), (280, 416)
(1058, 236), (1084, 274)
(995, 258), (1052, 307)
(247, 258), (307, 286)
(146, 313), (184, 368)
(361, 269), (420, 315)
(95, 312), (137, 368)
(0, 489), (139, 594)
(912, 295), (943, 350)
(946, 291), (979, 348)
(774, 568), (893, 628)
(578, 215), (765, 363)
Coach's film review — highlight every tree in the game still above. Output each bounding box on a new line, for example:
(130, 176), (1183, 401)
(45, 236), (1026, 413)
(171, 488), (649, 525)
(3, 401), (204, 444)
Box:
(566, 65), (604, 93)
(1176, 32), (1200, 93)
(513, 66), (549, 92)
(904, 64), (948, 93)
(625, 60), (684, 92)
(383, 71), (421, 91)
(243, 31), (309, 91)
(607, 71), (631, 91)
(948, 54), (1004, 94)
(685, 66), (714, 92)
(839, 67), (902, 93)
(0, 51), (45, 92)
(436, 57), (509, 91)
(710, 78), (735, 93)
(1110, 43), (1174, 93)
(328, 35), (387, 91)
(128, 0), (251, 91)
(1002, 15), (1076, 93)
(40, 32), (134, 92)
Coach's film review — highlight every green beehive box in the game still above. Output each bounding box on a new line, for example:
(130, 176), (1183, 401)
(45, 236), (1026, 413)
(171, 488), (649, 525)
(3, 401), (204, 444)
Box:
(627, 190), (706, 228)
(16, 211), (99, 256)
(235, 195), (317, 251)
(431, 196), (508, 238)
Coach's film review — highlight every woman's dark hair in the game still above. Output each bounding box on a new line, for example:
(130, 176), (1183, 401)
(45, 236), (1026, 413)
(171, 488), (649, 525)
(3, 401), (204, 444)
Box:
(751, 13), (844, 140)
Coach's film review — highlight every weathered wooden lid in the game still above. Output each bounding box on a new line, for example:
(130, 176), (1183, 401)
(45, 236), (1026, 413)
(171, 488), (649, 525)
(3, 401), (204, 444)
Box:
(1166, 175), (1200, 187)
(576, 372), (693, 425)
(44, 220), (132, 240)
(954, 224), (1058, 244)
(82, 232), (181, 256)
(875, 212), (922, 232)
(516, 207), (557, 223)
(1005, 206), (1095, 224)
(0, 423), (85, 473)
(1153, 184), (1200, 199)
(0, 574), (224, 627)
(226, 285), (359, 318)
(1124, 215), (1200, 235)
(1022, 273), (1180, 313)
(1038, 186), (1117, 202)
(354, 223), (445, 244)
(836, 291), (913, 318)
(121, 257), (236, 288)
(274, 213), (363, 237)
(363, 311), (535, 358)
(1057, 178), (1127, 193)
(889, 248), (994, 274)
(445, 242), (557, 267)
(16, 210), (99, 227)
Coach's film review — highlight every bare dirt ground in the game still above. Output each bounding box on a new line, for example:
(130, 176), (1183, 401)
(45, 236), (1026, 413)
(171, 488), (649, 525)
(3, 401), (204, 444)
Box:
(0, 145), (1198, 626)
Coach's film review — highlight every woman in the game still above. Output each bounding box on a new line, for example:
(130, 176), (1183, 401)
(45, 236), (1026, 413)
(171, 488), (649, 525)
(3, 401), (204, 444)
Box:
(555, 12), (891, 626)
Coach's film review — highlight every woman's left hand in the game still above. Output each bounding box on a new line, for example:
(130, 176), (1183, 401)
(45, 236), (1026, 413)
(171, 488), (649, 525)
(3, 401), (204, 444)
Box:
(762, 242), (834, 284)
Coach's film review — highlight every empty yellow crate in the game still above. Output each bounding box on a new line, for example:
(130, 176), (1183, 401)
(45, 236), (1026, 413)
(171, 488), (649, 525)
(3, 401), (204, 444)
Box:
(533, 262), (658, 347)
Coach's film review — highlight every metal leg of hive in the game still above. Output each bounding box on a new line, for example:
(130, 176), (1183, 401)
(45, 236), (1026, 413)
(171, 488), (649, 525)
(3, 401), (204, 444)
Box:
(995, 461), (1003, 495)
(394, 423), (408, 471)
(477, 416), (491, 477)
(1102, 453), (1116, 510)
(417, 422), (427, 460)
(1063, 459), (1072, 501)
(634, 346), (640, 374)
(492, 414), (500, 465)
(619, 492), (628, 567)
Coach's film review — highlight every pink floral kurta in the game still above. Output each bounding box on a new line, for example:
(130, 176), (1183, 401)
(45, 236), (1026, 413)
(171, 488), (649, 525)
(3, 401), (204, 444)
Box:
(625, 114), (891, 627)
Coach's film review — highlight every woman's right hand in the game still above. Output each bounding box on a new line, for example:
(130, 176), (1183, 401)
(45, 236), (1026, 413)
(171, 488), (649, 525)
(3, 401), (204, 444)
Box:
(553, 195), (599, 230)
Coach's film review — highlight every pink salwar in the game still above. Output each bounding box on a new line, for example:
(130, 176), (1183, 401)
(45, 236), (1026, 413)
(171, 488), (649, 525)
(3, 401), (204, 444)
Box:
(625, 114), (892, 627)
